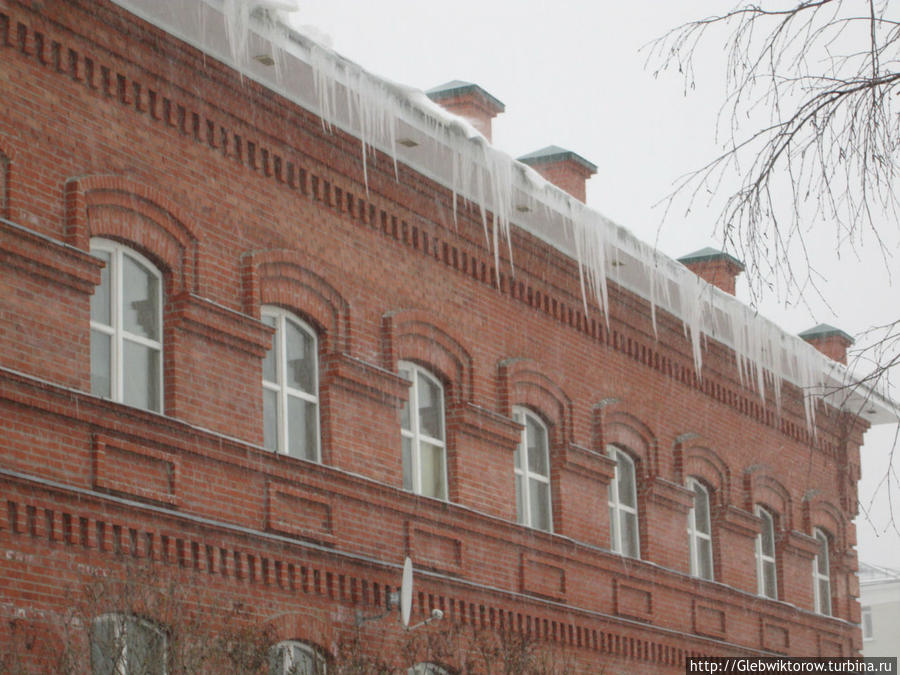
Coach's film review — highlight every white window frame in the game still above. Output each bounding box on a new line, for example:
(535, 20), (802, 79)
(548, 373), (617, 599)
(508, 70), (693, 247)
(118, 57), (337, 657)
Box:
(813, 527), (832, 615)
(686, 477), (714, 580)
(399, 361), (448, 500)
(90, 238), (163, 413)
(861, 606), (873, 641)
(92, 613), (167, 675)
(755, 505), (778, 599)
(269, 640), (326, 674)
(607, 445), (640, 558)
(513, 406), (553, 531)
(261, 306), (321, 462)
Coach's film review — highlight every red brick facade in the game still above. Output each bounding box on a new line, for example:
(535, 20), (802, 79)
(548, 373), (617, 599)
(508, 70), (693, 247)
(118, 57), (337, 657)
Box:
(0, 1), (872, 671)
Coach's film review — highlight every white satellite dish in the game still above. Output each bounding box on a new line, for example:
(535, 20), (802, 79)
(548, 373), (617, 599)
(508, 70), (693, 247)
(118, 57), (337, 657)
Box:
(400, 556), (413, 628)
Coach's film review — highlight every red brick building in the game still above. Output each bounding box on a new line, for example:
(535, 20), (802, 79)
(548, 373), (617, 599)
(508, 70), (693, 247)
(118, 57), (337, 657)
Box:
(1, 1), (895, 672)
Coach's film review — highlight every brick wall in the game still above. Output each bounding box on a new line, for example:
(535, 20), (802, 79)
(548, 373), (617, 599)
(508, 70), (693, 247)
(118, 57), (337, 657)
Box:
(0, 0), (866, 670)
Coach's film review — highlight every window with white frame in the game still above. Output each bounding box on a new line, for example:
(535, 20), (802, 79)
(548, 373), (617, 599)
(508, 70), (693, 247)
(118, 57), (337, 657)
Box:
(755, 505), (778, 599)
(269, 641), (326, 674)
(686, 477), (714, 580)
(410, 664), (451, 675)
(813, 528), (832, 615)
(862, 606), (873, 641)
(261, 307), (320, 461)
(90, 239), (162, 413)
(399, 361), (447, 500)
(91, 613), (166, 675)
(513, 407), (552, 532)
(607, 446), (640, 558)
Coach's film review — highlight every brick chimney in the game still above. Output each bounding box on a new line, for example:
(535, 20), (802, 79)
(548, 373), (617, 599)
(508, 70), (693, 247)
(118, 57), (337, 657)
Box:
(518, 146), (597, 203)
(426, 81), (505, 143)
(678, 247), (744, 296)
(799, 324), (854, 365)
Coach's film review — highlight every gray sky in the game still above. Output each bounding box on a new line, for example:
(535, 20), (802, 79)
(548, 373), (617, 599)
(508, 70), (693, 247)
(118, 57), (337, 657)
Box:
(291, 0), (899, 567)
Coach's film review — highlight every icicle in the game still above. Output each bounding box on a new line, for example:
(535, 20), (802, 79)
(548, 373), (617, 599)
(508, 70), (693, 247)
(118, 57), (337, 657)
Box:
(209, 0), (864, 433)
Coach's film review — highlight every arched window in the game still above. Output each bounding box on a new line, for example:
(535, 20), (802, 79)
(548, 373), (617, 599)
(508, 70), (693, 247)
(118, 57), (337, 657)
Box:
(813, 528), (832, 615)
(91, 613), (166, 675)
(410, 664), (451, 675)
(755, 505), (778, 599)
(399, 361), (447, 500)
(513, 406), (552, 531)
(269, 641), (326, 674)
(607, 446), (640, 558)
(686, 477), (714, 580)
(90, 239), (162, 413)
(261, 306), (320, 461)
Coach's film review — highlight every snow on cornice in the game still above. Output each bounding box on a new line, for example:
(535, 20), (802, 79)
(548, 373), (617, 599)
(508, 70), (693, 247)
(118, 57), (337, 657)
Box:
(109, 0), (899, 427)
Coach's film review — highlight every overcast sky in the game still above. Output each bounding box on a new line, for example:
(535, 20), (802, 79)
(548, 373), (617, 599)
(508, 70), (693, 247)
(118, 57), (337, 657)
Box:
(289, 0), (900, 567)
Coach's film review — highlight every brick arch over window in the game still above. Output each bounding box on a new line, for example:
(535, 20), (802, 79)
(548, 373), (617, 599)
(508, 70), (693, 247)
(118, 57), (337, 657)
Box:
(65, 175), (198, 293)
(264, 609), (332, 657)
(597, 410), (658, 478)
(243, 249), (351, 354)
(803, 497), (848, 552)
(497, 358), (573, 446)
(678, 444), (731, 506)
(745, 470), (793, 530)
(382, 309), (473, 402)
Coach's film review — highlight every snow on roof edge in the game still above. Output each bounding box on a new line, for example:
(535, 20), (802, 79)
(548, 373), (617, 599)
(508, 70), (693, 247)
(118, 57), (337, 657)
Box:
(109, 0), (899, 427)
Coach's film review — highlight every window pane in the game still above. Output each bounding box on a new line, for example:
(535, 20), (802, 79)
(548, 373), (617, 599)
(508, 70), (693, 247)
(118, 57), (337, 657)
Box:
(400, 392), (411, 431)
(122, 253), (159, 340)
(419, 441), (445, 499)
(417, 374), (443, 440)
(764, 561), (777, 598)
(693, 484), (711, 534)
(818, 579), (831, 614)
(128, 621), (166, 675)
(91, 616), (122, 675)
(609, 504), (619, 552)
(622, 511), (639, 558)
(263, 388), (278, 451)
(262, 314), (277, 383)
(617, 457), (636, 508)
(286, 644), (315, 674)
(761, 514), (775, 557)
(529, 478), (551, 531)
(123, 341), (160, 412)
(402, 436), (413, 490)
(526, 416), (548, 475)
(285, 319), (316, 393)
(862, 608), (873, 639)
(515, 473), (524, 524)
(287, 395), (318, 461)
(91, 249), (111, 326)
(697, 538), (714, 580)
(91, 330), (111, 398)
(816, 534), (829, 574)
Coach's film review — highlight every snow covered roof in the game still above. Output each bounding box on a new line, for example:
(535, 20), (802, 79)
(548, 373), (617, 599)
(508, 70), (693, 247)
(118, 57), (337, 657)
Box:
(110, 0), (899, 428)
(859, 562), (900, 584)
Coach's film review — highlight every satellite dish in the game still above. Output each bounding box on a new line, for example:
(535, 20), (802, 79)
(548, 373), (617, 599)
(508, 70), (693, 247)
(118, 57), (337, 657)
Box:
(400, 556), (413, 628)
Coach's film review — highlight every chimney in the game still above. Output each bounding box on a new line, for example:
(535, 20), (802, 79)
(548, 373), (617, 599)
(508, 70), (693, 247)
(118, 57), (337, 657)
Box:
(678, 247), (744, 296)
(799, 324), (854, 365)
(426, 81), (505, 143)
(518, 146), (597, 203)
